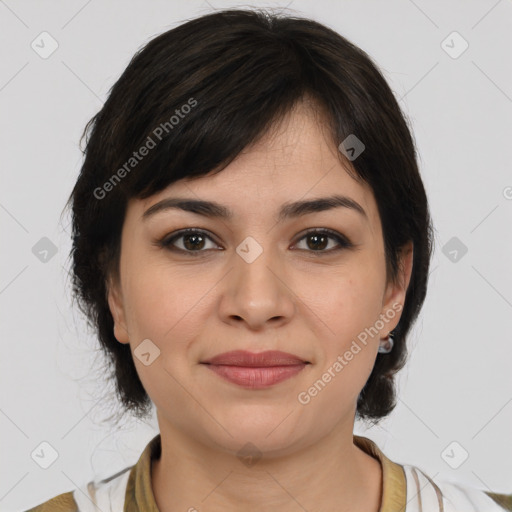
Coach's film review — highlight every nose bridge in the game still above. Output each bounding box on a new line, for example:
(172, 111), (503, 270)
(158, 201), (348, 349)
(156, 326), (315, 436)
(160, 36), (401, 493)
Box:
(234, 235), (279, 297)
(222, 234), (292, 326)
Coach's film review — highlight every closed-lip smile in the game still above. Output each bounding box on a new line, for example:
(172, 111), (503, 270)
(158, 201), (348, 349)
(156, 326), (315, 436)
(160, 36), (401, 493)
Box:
(200, 350), (311, 389)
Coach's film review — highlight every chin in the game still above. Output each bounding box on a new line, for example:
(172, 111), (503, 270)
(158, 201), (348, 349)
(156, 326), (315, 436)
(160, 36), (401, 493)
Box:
(202, 412), (309, 457)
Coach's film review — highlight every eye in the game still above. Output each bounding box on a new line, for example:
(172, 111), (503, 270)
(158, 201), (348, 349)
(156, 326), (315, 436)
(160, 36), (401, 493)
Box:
(157, 227), (353, 256)
(158, 229), (221, 255)
(293, 229), (353, 254)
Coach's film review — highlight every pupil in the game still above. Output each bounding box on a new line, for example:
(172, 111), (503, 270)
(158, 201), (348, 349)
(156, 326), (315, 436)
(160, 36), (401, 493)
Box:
(308, 234), (327, 250)
(185, 234), (204, 250)
(181, 234), (329, 251)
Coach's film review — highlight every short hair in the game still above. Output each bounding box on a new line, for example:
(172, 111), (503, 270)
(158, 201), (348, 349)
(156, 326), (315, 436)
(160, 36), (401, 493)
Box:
(65, 8), (434, 423)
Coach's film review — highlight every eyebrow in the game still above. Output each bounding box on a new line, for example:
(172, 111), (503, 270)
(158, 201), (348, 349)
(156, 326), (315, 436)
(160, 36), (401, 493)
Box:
(142, 194), (367, 223)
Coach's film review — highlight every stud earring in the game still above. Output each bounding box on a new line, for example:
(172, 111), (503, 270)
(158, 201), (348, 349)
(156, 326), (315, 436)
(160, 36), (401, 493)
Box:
(378, 332), (394, 354)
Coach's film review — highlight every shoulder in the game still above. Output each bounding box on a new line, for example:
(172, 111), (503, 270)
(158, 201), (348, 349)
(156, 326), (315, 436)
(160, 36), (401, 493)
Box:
(23, 491), (78, 512)
(402, 464), (512, 512)
(23, 465), (134, 512)
(354, 435), (512, 512)
(23, 433), (160, 512)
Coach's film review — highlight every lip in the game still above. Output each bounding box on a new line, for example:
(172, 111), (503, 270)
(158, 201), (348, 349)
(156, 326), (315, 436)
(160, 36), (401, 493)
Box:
(200, 350), (310, 389)
(201, 350), (309, 366)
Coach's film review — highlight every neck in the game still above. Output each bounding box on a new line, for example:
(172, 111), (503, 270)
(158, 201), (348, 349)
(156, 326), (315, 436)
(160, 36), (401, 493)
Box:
(151, 419), (382, 512)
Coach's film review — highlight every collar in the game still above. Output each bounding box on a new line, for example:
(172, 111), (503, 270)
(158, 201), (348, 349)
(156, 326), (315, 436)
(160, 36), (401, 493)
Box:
(124, 433), (407, 512)
(354, 435), (407, 511)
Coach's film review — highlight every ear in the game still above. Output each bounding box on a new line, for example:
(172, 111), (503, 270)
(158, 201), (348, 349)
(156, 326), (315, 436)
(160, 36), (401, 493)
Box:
(106, 276), (130, 344)
(379, 240), (414, 335)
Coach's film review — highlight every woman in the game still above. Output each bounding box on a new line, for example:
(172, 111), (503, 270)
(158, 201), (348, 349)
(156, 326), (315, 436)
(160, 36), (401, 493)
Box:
(25, 8), (511, 512)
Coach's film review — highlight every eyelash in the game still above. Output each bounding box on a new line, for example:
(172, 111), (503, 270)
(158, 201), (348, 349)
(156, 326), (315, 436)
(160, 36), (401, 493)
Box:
(156, 228), (353, 257)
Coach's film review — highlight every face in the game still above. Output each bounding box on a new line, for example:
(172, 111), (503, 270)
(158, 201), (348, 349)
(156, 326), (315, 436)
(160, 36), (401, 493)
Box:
(108, 101), (413, 457)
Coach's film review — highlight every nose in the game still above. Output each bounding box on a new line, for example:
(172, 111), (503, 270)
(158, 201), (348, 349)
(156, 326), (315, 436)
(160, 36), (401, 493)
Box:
(218, 241), (295, 330)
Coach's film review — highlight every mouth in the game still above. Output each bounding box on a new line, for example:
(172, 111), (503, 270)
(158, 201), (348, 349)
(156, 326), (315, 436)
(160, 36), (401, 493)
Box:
(200, 350), (310, 367)
(200, 350), (311, 389)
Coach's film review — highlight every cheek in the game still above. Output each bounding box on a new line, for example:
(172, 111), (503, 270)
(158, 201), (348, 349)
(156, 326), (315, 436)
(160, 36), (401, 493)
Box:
(122, 261), (215, 345)
(121, 264), (214, 400)
(305, 265), (385, 387)
(300, 275), (382, 414)
(311, 265), (385, 339)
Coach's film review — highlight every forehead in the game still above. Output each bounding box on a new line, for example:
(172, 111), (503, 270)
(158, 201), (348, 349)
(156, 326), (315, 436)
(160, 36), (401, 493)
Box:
(135, 102), (379, 228)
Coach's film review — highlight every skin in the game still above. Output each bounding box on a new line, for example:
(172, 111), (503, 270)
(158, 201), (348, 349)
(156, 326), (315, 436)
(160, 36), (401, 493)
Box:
(107, 98), (414, 512)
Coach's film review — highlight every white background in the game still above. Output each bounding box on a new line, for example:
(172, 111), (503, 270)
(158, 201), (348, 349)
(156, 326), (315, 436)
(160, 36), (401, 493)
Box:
(1, 1), (511, 510)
